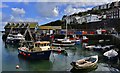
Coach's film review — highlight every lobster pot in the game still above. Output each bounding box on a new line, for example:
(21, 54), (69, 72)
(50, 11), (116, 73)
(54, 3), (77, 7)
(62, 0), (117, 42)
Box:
(60, 31), (66, 34)
(75, 31), (82, 35)
(68, 31), (74, 35)
(82, 31), (87, 35)
(89, 31), (95, 34)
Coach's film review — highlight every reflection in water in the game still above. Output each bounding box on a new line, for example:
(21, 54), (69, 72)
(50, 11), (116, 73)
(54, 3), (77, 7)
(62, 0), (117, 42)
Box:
(1, 34), (120, 72)
(18, 55), (53, 71)
(4, 44), (18, 53)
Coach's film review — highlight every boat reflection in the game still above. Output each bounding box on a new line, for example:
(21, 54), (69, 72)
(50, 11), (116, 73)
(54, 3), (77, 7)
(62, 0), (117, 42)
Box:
(18, 54), (53, 71)
(4, 44), (18, 53)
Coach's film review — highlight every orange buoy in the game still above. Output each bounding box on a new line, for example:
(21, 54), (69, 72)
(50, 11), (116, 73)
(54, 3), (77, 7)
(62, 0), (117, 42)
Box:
(16, 65), (20, 69)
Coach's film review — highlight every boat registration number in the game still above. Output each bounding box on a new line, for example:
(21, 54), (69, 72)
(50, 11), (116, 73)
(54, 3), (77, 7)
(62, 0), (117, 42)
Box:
(37, 52), (44, 55)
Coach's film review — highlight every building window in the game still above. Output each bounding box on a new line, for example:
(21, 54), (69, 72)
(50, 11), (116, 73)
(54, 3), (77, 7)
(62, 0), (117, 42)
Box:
(119, 11), (120, 18)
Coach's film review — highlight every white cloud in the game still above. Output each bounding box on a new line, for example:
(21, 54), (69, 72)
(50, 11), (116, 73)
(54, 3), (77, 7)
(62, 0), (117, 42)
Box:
(0, 11), (2, 21)
(2, 0), (120, 2)
(0, 3), (9, 8)
(64, 5), (92, 15)
(11, 8), (25, 16)
(53, 7), (59, 16)
(36, 3), (59, 17)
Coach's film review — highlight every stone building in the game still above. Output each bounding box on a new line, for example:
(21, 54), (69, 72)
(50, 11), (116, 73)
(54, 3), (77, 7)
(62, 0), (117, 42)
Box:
(4, 22), (38, 34)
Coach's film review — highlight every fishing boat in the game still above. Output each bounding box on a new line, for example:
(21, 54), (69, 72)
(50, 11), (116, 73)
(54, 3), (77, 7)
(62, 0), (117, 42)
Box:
(18, 41), (51, 60)
(51, 46), (65, 52)
(51, 46), (68, 56)
(82, 36), (88, 43)
(69, 35), (81, 45)
(6, 33), (25, 45)
(103, 49), (118, 60)
(71, 55), (98, 70)
(52, 38), (75, 47)
(70, 38), (81, 45)
(52, 17), (75, 47)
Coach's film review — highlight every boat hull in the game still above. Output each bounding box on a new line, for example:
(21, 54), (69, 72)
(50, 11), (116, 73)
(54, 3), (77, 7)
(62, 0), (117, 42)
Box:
(70, 40), (81, 45)
(71, 55), (98, 70)
(82, 39), (88, 43)
(75, 41), (81, 45)
(103, 55), (118, 61)
(52, 43), (75, 47)
(6, 39), (22, 45)
(18, 49), (51, 60)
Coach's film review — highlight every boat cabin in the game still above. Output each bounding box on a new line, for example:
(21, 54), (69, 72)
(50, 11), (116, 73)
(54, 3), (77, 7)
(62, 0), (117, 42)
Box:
(33, 41), (51, 51)
(20, 41), (50, 52)
(34, 41), (50, 47)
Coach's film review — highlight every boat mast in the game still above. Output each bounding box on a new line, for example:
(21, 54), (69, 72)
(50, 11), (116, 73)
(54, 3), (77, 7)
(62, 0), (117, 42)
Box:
(66, 18), (67, 38)
(65, 16), (70, 39)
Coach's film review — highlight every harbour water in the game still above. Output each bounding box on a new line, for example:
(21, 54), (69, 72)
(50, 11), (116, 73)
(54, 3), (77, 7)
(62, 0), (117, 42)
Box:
(1, 33), (120, 72)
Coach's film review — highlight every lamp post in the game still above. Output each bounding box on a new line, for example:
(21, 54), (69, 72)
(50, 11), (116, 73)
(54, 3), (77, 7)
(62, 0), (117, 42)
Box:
(65, 16), (70, 38)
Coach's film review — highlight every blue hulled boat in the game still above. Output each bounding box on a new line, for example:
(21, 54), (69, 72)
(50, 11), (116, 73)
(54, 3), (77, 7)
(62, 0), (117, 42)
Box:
(18, 41), (51, 60)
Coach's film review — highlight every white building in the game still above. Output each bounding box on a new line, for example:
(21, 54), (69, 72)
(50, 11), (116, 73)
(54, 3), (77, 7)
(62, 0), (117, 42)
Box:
(63, 14), (102, 25)
(74, 16), (87, 24)
(106, 8), (120, 19)
(85, 14), (101, 23)
(92, 6), (99, 10)
(74, 16), (82, 24)
(62, 16), (76, 24)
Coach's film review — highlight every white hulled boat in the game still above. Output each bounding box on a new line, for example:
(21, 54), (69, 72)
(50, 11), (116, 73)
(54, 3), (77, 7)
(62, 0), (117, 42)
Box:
(6, 33), (25, 45)
(52, 17), (75, 47)
(71, 55), (98, 69)
(103, 49), (118, 59)
(52, 38), (75, 47)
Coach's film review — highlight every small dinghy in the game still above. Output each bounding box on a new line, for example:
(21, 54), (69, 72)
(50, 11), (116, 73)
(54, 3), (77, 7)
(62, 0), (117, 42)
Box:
(84, 45), (95, 50)
(103, 49), (118, 59)
(71, 55), (98, 70)
(93, 45), (102, 51)
(102, 45), (114, 51)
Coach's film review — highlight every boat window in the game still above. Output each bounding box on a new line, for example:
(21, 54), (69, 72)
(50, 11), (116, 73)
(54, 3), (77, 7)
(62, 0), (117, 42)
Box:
(46, 44), (49, 46)
(35, 43), (38, 47)
(18, 36), (22, 38)
(9, 35), (13, 37)
(29, 45), (34, 49)
(43, 44), (45, 46)
(40, 44), (43, 46)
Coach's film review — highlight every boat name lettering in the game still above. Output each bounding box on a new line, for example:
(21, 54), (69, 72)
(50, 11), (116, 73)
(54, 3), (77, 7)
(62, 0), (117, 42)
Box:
(37, 52), (44, 55)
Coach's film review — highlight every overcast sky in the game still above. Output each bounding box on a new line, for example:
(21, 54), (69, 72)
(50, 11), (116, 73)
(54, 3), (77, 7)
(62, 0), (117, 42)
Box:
(0, 0), (120, 31)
